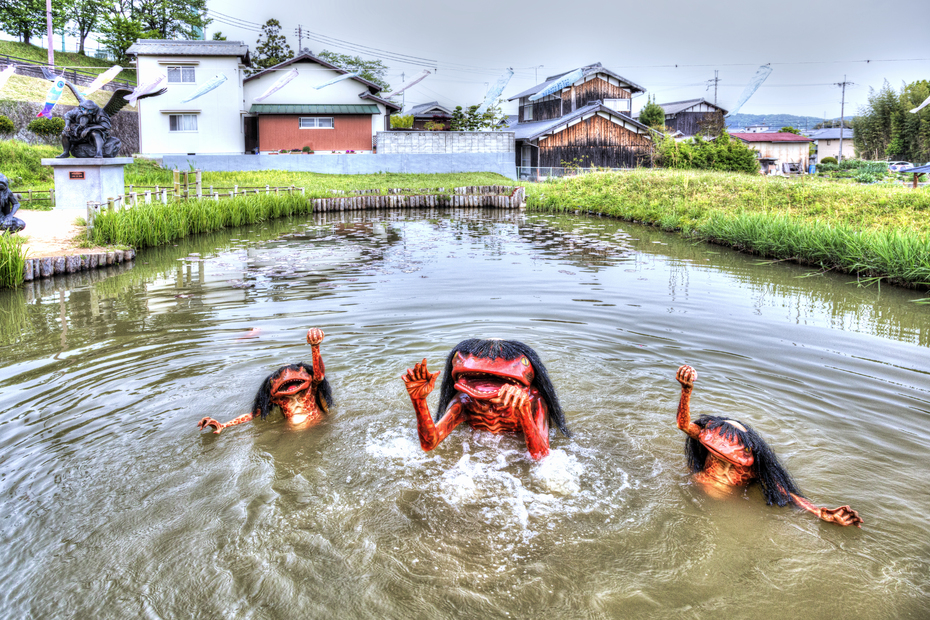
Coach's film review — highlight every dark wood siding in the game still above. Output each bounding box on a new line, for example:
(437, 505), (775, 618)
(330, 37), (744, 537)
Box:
(667, 111), (720, 137)
(518, 95), (562, 123)
(538, 114), (652, 168)
(574, 77), (631, 109)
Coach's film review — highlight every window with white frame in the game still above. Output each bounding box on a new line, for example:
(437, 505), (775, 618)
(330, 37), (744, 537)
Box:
(299, 117), (335, 129)
(524, 104), (533, 121)
(603, 98), (631, 113)
(167, 66), (196, 83)
(169, 114), (198, 131)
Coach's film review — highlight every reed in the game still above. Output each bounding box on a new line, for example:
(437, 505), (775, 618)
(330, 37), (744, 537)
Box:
(528, 169), (930, 288)
(0, 233), (27, 288)
(90, 192), (313, 248)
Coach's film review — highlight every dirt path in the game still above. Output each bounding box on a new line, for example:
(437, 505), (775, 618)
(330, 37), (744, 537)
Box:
(18, 209), (113, 259)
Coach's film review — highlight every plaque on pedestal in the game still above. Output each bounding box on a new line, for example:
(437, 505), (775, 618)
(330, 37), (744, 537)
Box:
(41, 157), (133, 211)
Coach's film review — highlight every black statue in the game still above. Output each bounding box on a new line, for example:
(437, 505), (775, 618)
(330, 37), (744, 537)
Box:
(43, 68), (165, 159)
(0, 174), (25, 234)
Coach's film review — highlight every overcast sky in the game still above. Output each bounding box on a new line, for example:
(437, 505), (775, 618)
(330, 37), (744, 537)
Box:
(206, 0), (928, 121)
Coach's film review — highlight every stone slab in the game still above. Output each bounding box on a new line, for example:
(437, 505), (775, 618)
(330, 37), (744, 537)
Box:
(41, 158), (134, 211)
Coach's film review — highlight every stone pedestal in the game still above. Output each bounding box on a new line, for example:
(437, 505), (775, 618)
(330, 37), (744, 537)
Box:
(41, 157), (133, 211)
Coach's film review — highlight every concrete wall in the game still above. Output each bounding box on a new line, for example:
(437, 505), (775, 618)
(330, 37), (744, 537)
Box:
(159, 152), (516, 179)
(136, 54), (246, 155)
(378, 131), (514, 154)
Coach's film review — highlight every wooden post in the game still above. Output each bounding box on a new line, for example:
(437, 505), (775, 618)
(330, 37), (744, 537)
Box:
(162, 189), (168, 204)
(914, 173), (919, 190)
(196, 170), (202, 198)
(173, 170), (180, 197)
(145, 190), (151, 203)
(107, 197), (114, 211)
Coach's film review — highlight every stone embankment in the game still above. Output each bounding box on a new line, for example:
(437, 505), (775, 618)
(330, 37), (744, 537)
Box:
(23, 249), (135, 282)
(312, 185), (525, 211)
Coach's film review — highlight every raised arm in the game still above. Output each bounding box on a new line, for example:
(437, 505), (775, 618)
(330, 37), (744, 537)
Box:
(676, 365), (701, 439)
(198, 411), (253, 434)
(788, 492), (863, 527)
(307, 328), (325, 383)
(402, 358), (466, 451)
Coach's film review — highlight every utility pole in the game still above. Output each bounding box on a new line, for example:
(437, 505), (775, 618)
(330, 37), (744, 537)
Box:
(835, 75), (853, 162)
(706, 70), (721, 106)
(296, 25), (303, 54)
(45, 0), (54, 66)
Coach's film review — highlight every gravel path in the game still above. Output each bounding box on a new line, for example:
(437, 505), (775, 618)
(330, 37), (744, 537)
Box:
(18, 209), (113, 258)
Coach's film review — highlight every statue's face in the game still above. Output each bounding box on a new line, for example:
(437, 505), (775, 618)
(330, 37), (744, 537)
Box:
(0, 181), (7, 192)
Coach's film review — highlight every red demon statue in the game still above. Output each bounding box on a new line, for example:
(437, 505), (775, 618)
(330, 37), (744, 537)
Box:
(675, 365), (862, 527)
(198, 328), (332, 434)
(402, 338), (570, 460)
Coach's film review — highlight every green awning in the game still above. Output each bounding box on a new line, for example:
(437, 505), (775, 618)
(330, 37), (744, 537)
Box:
(249, 104), (381, 115)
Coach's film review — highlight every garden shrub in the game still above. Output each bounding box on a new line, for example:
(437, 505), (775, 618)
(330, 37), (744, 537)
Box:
(0, 116), (13, 133)
(820, 156), (838, 165)
(390, 114), (413, 129)
(27, 117), (65, 136)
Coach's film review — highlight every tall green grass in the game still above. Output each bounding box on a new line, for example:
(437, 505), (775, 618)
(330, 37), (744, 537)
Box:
(528, 169), (930, 288)
(0, 233), (27, 288)
(91, 193), (314, 248)
(0, 140), (59, 188)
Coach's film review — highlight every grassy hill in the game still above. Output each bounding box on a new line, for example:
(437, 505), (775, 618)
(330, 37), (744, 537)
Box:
(0, 40), (137, 83)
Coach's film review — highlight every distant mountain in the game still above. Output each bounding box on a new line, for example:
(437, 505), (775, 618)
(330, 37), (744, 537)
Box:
(725, 113), (842, 131)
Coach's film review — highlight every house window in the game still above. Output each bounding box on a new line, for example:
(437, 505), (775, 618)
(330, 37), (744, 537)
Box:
(604, 98), (631, 113)
(167, 66), (196, 83)
(299, 117), (335, 129)
(521, 145), (532, 168)
(524, 104), (533, 121)
(169, 114), (198, 132)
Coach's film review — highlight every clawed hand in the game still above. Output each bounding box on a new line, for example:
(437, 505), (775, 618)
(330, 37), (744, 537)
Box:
(197, 417), (223, 434)
(492, 384), (529, 412)
(820, 505), (863, 528)
(677, 365), (697, 389)
(307, 328), (325, 345)
(403, 358), (439, 400)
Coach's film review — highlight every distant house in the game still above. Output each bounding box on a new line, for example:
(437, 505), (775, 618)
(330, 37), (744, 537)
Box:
(730, 132), (812, 174)
(244, 53), (401, 153)
(127, 39), (251, 156)
(405, 101), (454, 130)
(805, 128), (854, 163)
(651, 98), (727, 137)
(506, 63), (654, 174)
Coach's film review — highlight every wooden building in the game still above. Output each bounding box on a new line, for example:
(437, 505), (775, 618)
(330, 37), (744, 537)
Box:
(650, 98), (728, 137)
(405, 101), (454, 130)
(507, 63), (653, 174)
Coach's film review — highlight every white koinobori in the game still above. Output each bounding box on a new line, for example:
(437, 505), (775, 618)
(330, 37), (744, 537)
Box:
(81, 65), (122, 97)
(126, 73), (167, 104)
(381, 70), (431, 99)
(529, 68), (585, 102)
(255, 68), (299, 101)
(0, 64), (15, 91)
(313, 72), (359, 90)
(910, 95), (930, 114)
(726, 64), (773, 117)
(180, 73), (227, 103)
(475, 68), (514, 116)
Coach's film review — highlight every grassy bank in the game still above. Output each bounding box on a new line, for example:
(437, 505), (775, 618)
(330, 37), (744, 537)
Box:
(527, 170), (930, 288)
(0, 40), (137, 83)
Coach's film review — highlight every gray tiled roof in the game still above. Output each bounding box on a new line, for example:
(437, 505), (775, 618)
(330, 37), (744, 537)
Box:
(406, 101), (453, 116)
(508, 63), (646, 101)
(512, 102), (652, 141)
(656, 98), (727, 116)
(126, 39), (250, 60)
(805, 128), (854, 140)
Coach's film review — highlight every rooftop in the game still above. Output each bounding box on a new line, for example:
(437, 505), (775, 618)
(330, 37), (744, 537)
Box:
(126, 39), (250, 65)
(508, 63), (646, 101)
(731, 132), (813, 143)
(655, 98), (728, 116)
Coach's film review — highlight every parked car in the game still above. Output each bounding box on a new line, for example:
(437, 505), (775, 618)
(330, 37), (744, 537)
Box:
(888, 161), (915, 172)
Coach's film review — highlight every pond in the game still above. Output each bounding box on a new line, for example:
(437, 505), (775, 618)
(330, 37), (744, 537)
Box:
(0, 208), (928, 618)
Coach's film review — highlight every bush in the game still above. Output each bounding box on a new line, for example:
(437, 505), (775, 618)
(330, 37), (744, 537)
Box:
(654, 131), (760, 174)
(302, 145), (310, 153)
(27, 117), (65, 136)
(390, 114), (413, 129)
(0, 116), (13, 133)
(820, 156), (838, 165)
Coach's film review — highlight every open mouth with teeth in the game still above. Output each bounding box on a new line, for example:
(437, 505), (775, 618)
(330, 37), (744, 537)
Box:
(272, 377), (311, 396)
(454, 372), (524, 400)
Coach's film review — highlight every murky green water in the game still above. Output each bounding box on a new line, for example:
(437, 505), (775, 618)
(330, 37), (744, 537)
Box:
(0, 208), (928, 619)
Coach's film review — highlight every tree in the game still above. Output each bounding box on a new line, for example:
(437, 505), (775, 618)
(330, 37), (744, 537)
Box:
(778, 126), (801, 135)
(249, 19), (293, 75)
(98, 15), (157, 65)
(0, 0), (67, 46)
(653, 130), (760, 174)
(133, 0), (210, 39)
(852, 78), (930, 162)
(66, 0), (108, 55)
(639, 97), (665, 128)
(697, 111), (726, 137)
(450, 100), (506, 131)
(813, 119), (851, 129)
(316, 50), (390, 92)
(211, 31), (226, 41)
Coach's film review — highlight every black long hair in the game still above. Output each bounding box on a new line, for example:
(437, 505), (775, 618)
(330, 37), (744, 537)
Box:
(685, 415), (802, 506)
(435, 338), (570, 437)
(251, 363), (333, 420)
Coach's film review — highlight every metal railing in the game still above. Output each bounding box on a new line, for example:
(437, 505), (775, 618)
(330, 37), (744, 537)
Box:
(0, 52), (135, 89)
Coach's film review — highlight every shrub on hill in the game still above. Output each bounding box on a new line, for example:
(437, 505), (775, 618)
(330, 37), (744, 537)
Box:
(27, 117), (65, 136)
(0, 116), (13, 133)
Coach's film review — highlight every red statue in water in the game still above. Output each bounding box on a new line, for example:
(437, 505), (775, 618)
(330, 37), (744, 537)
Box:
(675, 365), (862, 527)
(402, 338), (570, 460)
(198, 328), (332, 434)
